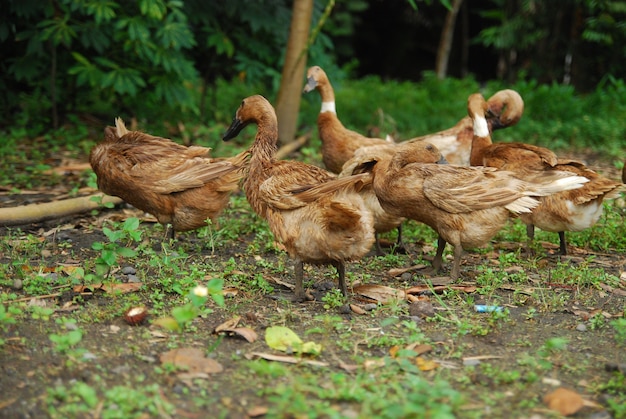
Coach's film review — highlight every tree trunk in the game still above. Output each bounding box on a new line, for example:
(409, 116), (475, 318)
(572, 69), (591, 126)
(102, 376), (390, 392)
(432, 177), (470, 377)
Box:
(435, 0), (463, 80)
(275, 0), (314, 146)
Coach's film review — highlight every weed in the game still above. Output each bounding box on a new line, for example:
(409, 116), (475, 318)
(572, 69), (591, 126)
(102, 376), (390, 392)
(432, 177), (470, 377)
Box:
(321, 288), (345, 310)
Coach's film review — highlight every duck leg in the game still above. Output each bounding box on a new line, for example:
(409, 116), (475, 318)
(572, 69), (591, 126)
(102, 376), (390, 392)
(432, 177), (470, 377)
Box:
(557, 231), (568, 255)
(332, 261), (348, 297)
(293, 259), (306, 302)
(525, 224), (536, 255)
(432, 236), (447, 273)
(374, 234), (385, 256)
(394, 224), (407, 253)
(450, 244), (464, 281)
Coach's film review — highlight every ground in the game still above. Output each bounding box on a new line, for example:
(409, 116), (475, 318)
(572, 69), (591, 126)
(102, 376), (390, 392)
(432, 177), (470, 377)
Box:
(0, 149), (624, 419)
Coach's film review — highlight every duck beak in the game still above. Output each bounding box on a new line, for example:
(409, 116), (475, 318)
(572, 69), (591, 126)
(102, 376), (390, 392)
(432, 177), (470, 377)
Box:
(223, 118), (248, 141)
(437, 155), (449, 165)
(303, 76), (317, 93)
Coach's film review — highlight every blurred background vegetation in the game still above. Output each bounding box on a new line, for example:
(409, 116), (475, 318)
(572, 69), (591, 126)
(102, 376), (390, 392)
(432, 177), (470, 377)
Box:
(1, 0), (625, 154)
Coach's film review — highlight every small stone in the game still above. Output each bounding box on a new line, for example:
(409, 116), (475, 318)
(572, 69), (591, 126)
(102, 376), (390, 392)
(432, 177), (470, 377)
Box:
(46, 272), (58, 281)
(463, 358), (481, 367)
(576, 323), (587, 332)
(363, 303), (378, 311)
(82, 352), (98, 361)
(126, 274), (141, 283)
(12, 279), (23, 290)
(409, 300), (436, 318)
(400, 272), (413, 282)
(121, 266), (137, 275)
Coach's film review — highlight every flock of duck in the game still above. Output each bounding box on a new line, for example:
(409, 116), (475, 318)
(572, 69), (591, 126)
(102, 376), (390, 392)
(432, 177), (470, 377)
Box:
(90, 66), (626, 301)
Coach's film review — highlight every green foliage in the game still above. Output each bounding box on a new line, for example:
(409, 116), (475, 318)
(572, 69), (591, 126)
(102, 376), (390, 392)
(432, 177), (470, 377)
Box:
(91, 218), (142, 278)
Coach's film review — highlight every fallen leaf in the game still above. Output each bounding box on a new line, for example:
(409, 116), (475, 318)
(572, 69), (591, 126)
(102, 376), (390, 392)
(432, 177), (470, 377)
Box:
(416, 356), (439, 371)
(247, 406), (269, 417)
(246, 352), (328, 367)
(352, 284), (405, 303)
(265, 326), (321, 355)
(363, 358), (386, 370)
(598, 283), (626, 296)
(266, 276), (295, 290)
(214, 317), (241, 333)
(543, 387), (584, 416)
(349, 304), (366, 315)
(152, 316), (181, 331)
(387, 264), (428, 277)
(160, 347), (223, 374)
(406, 343), (433, 356)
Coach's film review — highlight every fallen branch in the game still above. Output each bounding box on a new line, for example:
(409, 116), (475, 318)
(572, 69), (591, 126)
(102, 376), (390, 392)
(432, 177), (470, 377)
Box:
(0, 193), (123, 226)
(275, 132), (311, 160)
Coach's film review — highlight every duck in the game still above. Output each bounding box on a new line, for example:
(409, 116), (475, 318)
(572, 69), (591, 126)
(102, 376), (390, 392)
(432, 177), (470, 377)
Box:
(303, 65), (392, 174)
(467, 92), (625, 255)
(339, 143), (444, 255)
(222, 95), (375, 301)
(404, 89), (525, 166)
(360, 142), (589, 280)
(90, 118), (248, 238)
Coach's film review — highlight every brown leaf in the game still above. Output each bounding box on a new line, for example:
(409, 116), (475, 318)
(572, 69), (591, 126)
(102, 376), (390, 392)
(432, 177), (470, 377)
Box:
(352, 284), (405, 303)
(406, 343), (433, 356)
(387, 264), (428, 277)
(247, 406), (269, 417)
(598, 283), (626, 296)
(160, 348), (223, 374)
(214, 317), (241, 333)
(214, 317), (258, 342)
(543, 387), (584, 416)
(415, 356), (439, 371)
(349, 304), (366, 315)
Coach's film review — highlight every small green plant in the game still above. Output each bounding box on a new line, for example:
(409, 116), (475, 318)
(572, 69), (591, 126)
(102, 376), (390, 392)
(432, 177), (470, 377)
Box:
(49, 319), (85, 359)
(321, 288), (346, 310)
(92, 218), (142, 278)
(154, 280), (224, 331)
(611, 318), (626, 344)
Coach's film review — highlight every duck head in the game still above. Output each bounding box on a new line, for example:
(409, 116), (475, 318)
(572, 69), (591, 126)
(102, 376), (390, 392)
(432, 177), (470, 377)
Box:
(303, 66), (324, 93)
(486, 89), (524, 129)
(223, 95), (273, 141)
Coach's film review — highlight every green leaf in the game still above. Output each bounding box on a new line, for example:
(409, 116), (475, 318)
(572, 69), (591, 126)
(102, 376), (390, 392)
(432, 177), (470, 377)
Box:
(100, 248), (117, 266)
(265, 326), (322, 355)
(116, 247), (137, 258)
(123, 217), (140, 232)
(139, 0), (166, 20)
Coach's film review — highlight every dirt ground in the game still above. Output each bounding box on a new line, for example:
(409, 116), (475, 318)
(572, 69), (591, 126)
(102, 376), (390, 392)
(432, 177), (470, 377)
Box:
(0, 150), (625, 418)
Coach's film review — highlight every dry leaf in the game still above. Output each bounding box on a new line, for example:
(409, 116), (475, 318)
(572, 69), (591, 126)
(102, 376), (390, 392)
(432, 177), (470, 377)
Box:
(247, 406), (269, 417)
(214, 317), (241, 333)
(416, 356), (439, 371)
(352, 284), (405, 303)
(387, 264), (428, 277)
(160, 348), (223, 374)
(543, 387), (584, 416)
(349, 304), (366, 315)
(363, 358), (386, 370)
(406, 343), (433, 356)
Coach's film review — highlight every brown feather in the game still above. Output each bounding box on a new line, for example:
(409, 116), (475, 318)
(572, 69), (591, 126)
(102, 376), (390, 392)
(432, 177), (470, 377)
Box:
(224, 95), (375, 300)
(89, 119), (248, 234)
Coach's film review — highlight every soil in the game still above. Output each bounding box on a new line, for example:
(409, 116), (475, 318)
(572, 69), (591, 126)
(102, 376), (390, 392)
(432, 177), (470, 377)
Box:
(0, 150), (625, 418)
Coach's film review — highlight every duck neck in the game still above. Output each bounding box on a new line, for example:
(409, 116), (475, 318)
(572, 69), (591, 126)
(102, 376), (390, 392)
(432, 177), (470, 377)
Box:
(317, 80), (336, 114)
(470, 115), (493, 166)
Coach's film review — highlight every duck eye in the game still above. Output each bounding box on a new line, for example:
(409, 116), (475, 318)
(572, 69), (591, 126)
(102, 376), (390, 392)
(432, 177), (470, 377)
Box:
(426, 144), (434, 151)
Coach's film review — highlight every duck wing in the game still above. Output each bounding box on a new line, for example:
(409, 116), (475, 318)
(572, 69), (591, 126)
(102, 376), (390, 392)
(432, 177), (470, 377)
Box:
(130, 156), (235, 194)
(258, 161), (337, 210)
(421, 165), (528, 213)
